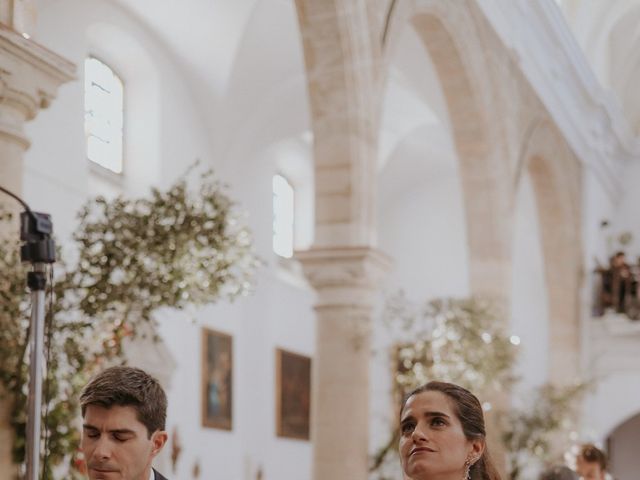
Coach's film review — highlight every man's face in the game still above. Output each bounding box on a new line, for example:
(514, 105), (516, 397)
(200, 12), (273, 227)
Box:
(576, 457), (605, 480)
(82, 404), (167, 480)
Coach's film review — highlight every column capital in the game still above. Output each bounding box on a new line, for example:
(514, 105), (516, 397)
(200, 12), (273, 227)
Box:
(0, 24), (75, 147)
(297, 246), (392, 307)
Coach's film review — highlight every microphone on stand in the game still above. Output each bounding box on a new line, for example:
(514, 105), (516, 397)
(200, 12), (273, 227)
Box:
(0, 184), (55, 480)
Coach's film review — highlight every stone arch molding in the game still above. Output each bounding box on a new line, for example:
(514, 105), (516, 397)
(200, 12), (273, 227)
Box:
(516, 120), (582, 383)
(382, 0), (499, 120)
(381, 0), (514, 297)
(578, 0), (640, 87)
(294, 0), (384, 247)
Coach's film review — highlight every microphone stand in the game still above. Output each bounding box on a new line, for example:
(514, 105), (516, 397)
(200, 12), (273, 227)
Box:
(25, 263), (47, 480)
(1, 186), (55, 480)
(20, 210), (56, 480)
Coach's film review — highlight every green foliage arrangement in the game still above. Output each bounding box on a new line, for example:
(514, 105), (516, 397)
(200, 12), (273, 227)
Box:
(370, 291), (588, 480)
(0, 214), (90, 479)
(0, 169), (259, 478)
(384, 293), (518, 394)
(500, 382), (588, 480)
(70, 169), (257, 324)
(371, 293), (518, 479)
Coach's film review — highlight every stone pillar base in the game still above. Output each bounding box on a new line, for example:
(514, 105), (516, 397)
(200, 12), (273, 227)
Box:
(298, 246), (391, 480)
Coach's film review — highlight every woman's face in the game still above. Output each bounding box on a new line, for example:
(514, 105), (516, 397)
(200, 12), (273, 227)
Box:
(399, 390), (482, 480)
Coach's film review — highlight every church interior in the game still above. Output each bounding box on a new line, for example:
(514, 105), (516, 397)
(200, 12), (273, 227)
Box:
(1, 0), (640, 479)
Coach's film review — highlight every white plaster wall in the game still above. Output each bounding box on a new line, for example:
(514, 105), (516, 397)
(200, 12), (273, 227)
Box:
(510, 171), (549, 395)
(212, 0), (309, 171)
(195, 4), (318, 475)
(216, 138), (315, 480)
(581, 167), (616, 367)
(583, 369), (640, 441)
(377, 142), (469, 300)
(157, 275), (314, 480)
(378, 24), (449, 172)
(580, 167), (640, 469)
(24, 0), (214, 242)
(153, 139), (316, 478)
(605, 161), (640, 259)
(22, 1), (317, 479)
(582, 170), (615, 285)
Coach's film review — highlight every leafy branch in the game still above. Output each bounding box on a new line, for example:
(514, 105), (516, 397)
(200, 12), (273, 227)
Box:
(0, 168), (259, 478)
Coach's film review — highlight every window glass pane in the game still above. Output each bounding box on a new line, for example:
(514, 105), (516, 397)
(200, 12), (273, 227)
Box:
(84, 57), (124, 174)
(273, 174), (295, 258)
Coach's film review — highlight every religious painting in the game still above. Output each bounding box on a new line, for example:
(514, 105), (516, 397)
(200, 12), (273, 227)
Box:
(276, 348), (311, 440)
(202, 328), (233, 430)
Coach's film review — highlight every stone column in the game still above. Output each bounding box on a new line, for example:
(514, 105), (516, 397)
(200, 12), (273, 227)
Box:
(0, 22), (75, 477)
(298, 247), (391, 480)
(0, 22), (75, 203)
(0, 0), (37, 38)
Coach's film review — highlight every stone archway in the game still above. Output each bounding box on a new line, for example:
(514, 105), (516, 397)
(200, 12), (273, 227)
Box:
(383, 1), (514, 299)
(412, 12), (512, 297)
(518, 120), (582, 383)
(379, 2), (519, 471)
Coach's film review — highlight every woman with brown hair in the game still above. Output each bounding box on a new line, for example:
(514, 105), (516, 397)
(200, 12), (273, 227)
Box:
(398, 381), (502, 480)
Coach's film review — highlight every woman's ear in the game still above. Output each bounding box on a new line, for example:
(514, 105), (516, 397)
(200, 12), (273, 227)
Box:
(468, 438), (485, 463)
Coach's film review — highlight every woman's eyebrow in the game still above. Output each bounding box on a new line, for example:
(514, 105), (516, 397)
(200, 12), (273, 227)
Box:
(400, 410), (450, 423)
(423, 411), (450, 418)
(400, 413), (415, 423)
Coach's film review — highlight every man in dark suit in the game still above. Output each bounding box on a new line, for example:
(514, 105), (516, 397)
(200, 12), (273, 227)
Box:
(80, 366), (170, 480)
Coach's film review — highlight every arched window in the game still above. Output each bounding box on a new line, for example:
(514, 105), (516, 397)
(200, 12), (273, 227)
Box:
(273, 174), (295, 258)
(84, 57), (124, 174)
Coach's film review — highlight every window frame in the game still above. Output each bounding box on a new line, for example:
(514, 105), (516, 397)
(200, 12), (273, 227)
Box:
(84, 55), (126, 177)
(272, 172), (296, 259)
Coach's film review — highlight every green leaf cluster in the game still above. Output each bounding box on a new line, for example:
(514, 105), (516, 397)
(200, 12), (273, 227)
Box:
(500, 383), (588, 480)
(371, 292), (587, 480)
(0, 169), (258, 478)
(372, 294), (518, 478)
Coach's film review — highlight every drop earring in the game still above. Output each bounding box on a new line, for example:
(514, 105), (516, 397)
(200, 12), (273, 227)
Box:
(463, 459), (471, 480)
(463, 456), (476, 480)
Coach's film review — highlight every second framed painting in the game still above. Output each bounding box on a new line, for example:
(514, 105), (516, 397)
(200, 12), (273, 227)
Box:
(201, 328), (233, 430)
(275, 348), (311, 440)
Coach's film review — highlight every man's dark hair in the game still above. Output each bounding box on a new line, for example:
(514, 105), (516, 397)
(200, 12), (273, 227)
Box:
(80, 366), (167, 437)
(578, 444), (607, 471)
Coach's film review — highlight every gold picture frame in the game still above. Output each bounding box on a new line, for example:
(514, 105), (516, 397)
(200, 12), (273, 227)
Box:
(275, 348), (311, 440)
(201, 328), (233, 430)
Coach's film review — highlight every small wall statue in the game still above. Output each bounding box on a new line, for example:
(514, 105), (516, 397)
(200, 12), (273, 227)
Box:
(594, 251), (640, 319)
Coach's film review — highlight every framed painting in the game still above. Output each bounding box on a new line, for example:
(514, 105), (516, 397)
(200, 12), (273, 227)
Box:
(276, 348), (311, 440)
(201, 328), (233, 430)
